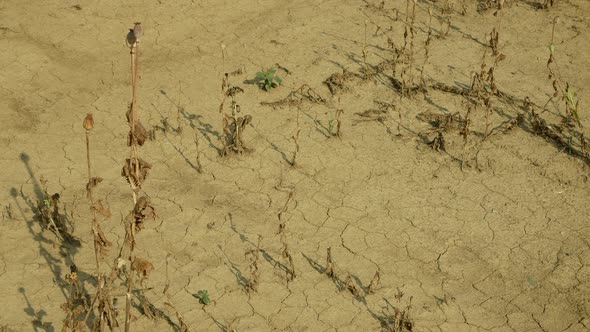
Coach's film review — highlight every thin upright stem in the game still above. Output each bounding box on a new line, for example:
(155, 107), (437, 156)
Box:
(85, 128), (104, 331)
(124, 224), (135, 332)
(125, 29), (141, 332)
(130, 43), (139, 204)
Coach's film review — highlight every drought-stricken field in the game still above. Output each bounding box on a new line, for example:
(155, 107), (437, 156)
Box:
(0, 0), (589, 331)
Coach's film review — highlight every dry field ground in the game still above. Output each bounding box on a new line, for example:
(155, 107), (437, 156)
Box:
(1, 0), (590, 331)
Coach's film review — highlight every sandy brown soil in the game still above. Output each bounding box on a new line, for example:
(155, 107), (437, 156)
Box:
(1, 0), (590, 331)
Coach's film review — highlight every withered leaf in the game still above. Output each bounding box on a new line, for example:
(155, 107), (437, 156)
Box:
(226, 86), (244, 97)
(94, 223), (112, 258)
(127, 121), (148, 146)
(324, 70), (355, 95)
(121, 158), (152, 187)
(133, 257), (154, 286)
(126, 106), (148, 146)
(223, 116), (233, 132)
(428, 132), (446, 152)
(92, 199), (112, 218)
(238, 115), (252, 130)
(86, 177), (103, 198)
(131, 196), (156, 231)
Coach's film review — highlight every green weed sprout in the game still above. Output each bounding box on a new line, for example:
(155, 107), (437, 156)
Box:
(565, 83), (581, 127)
(255, 67), (282, 91)
(193, 290), (211, 305)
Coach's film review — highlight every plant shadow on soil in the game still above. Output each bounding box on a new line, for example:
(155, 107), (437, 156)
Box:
(13, 153), (93, 330)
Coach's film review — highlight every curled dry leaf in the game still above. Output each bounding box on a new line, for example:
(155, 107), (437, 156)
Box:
(126, 106), (148, 146)
(121, 158), (152, 187)
(131, 196), (156, 231)
(324, 70), (356, 95)
(86, 176), (103, 198)
(344, 274), (362, 298)
(94, 223), (112, 258)
(128, 122), (148, 146)
(99, 292), (119, 330)
(367, 270), (381, 294)
(133, 257), (154, 286)
(325, 247), (335, 278)
(226, 86), (244, 97)
(91, 199), (112, 218)
(428, 132), (446, 152)
(238, 114), (252, 129)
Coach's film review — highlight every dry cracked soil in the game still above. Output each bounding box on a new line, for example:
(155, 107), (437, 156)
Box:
(1, 0), (590, 331)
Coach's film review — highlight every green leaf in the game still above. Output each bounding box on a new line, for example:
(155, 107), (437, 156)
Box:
(255, 72), (265, 79)
(194, 290), (211, 305)
(268, 67), (276, 74)
(549, 44), (555, 54)
(566, 85), (575, 105)
(275, 76), (282, 84)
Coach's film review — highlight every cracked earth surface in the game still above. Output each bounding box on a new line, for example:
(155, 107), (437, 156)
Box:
(1, 0), (590, 331)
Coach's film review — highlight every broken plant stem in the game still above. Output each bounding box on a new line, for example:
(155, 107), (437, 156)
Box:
(194, 132), (203, 173)
(335, 108), (343, 137)
(461, 102), (472, 171)
(290, 129), (300, 166)
(421, 8), (433, 88)
(129, 23), (142, 204)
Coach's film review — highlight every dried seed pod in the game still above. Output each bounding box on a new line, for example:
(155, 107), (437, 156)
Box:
(126, 29), (136, 47)
(83, 113), (94, 130)
(133, 22), (143, 40)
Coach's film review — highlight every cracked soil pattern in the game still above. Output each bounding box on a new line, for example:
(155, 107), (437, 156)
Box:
(1, 0), (590, 331)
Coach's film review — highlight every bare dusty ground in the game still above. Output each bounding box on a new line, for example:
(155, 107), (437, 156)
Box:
(1, 0), (590, 331)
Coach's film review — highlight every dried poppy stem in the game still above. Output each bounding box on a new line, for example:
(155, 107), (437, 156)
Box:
(129, 22), (142, 204)
(125, 22), (142, 332)
(83, 113), (105, 331)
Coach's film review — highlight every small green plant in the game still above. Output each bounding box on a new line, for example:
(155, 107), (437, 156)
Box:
(255, 67), (282, 91)
(565, 83), (581, 127)
(328, 108), (343, 137)
(194, 290), (211, 305)
(547, 18), (582, 128)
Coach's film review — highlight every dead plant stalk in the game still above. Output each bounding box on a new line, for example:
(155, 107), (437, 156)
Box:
(83, 113), (105, 331)
(125, 22), (143, 332)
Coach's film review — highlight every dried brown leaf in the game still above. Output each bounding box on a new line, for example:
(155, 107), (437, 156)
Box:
(125, 107), (148, 146)
(324, 70), (356, 95)
(127, 121), (148, 146)
(133, 257), (154, 286)
(92, 200), (112, 218)
(87, 177), (103, 189)
(121, 158), (152, 187)
(130, 196), (156, 231)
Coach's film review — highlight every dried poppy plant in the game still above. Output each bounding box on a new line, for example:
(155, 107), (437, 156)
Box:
(83, 113), (113, 331)
(120, 22), (158, 332)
